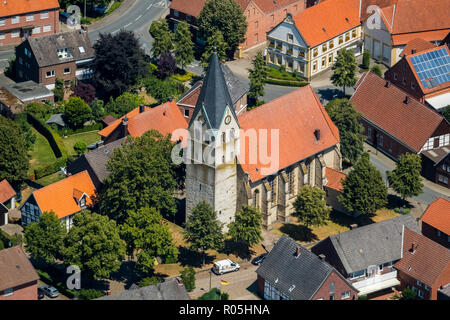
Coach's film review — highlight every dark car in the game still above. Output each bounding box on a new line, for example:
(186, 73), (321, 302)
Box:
(37, 287), (45, 299)
(251, 253), (267, 266)
(39, 285), (59, 298)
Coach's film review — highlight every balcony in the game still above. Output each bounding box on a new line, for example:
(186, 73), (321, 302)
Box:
(352, 270), (400, 296)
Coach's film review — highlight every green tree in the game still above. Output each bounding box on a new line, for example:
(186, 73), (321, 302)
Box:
(401, 288), (417, 300)
(120, 207), (178, 274)
(371, 64), (383, 77)
(90, 99), (106, 122)
(198, 0), (247, 58)
(228, 206), (262, 252)
(0, 116), (29, 186)
(105, 92), (144, 118)
(331, 49), (358, 95)
(387, 153), (423, 206)
(73, 141), (87, 156)
(362, 49), (370, 69)
(64, 96), (92, 128)
(99, 130), (178, 223)
(201, 31), (228, 68)
(248, 51), (268, 107)
(174, 21), (194, 71)
(293, 186), (330, 228)
(63, 211), (126, 280)
(180, 266), (196, 292)
(441, 105), (450, 122)
(325, 98), (365, 164)
(183, 201), (224, 266)
(24, 211), (65, 264)
(24, 102), (52, 120)
(150, 19), (174, 59)
(53, 78), (65, 102)
(339, 153), (388, 216)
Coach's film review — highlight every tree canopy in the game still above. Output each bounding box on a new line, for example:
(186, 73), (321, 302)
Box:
(293, 185), (330, 228)
(64, 96), (92, 128)
(150, 19), (174, 59)
(227, 205), (262, 250)
(71, 82), (96, 104)
(201, 31), (228, 68)
(174, 21), (194, 70)
(105, 92), (144, 118)
(248, 51), (268, 107)
(331, 49), (358, 95)
(338, 153), (388, 216)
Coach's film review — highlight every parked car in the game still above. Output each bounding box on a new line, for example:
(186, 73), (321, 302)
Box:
(251, 253), (267, 266)
(39, 285), (59, 298)
(37, 287), (45, 299)
(212, 259), (240, 275)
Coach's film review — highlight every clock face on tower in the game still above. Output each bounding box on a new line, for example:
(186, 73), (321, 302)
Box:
(225, 115), (231, 125)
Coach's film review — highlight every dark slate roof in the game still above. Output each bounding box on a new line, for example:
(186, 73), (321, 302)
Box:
(96, 278), (190, 300)
(4, 81), (53, 103)
(438, 283), (450, 300)
(256, 235), (350, 300)
(46, 114), (66, 127)
(317, 214), (419, 274)
(221, 64), (248, 103)
(421, 146), (450, 165)
(190, 52), (237, 130)
(28, 30), (94, 68)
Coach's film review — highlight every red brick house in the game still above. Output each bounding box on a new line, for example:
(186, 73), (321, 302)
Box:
(419, 197), (450, 249)
(168, 0), (307, 52)
(350, 72), (450, 187)
(385, 45), (450, 112)
(395, 227), (450, 300)
(256, 235), (358, 300)
(0, 246), (39, 300)
(0, 0), (59, 47)
(421, 146), (450, 188)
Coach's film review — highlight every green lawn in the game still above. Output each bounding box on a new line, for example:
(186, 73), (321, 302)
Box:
(29, 127), (57, 173)
(62, 131), (101, 156)
(35, 171), (65, 186)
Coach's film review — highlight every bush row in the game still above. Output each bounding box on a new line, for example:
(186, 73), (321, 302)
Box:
(171, 71), (196, 82)
(267, 67), (301, 81)
(264, 78), (309, 87)
(27, 113), (67, 158)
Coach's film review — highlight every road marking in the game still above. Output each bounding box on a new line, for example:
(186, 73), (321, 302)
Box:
(112, 29), (119, 34)
(124, 23), (132, 28)
(135, 14), (142, 21)
(147, 4), (152, 10)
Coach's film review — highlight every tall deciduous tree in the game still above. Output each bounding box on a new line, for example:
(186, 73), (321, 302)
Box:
(150, 19), (174, 59)
(63, 211), (126, 280)
(228, 205), (262, 251)
(387, 153), (423, 206)
(24, 211), (65, 264)
(174, 21), (194, 71)
(331, 49), (358, 95)
(90, 30), (147, 99)
(183, 201), (224, 266)
(201, 31), (228, 68)
(99, 130), (178, 223)
(325, 98), (365, 164)
(64, 96), (92, 128)
(71, 82), (96, 104)
(157, 51), (176, 79)
(293, 186), (330, 228)
(0, 116), (29, 186)
(198, 0), (247, 58)
(105, 92), (144, 118)
(339, 153), (388, 216)
(248, 51), (268, 107)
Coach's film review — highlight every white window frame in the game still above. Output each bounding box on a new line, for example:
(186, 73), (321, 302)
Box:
(43, 25), (52, 33)
(46, 70), (55, 78)
(11, 30), (20, 38)
(26, 14), (34, 22)
(3, 288), (13, 297)
(0, 32), (5, 40)
(41, 11), (49, 19)
(11, 16), (20, 24)
(341, 291), (350, 299)
(416, 280), (421, 287)
(0, 18), (5, 26)
(33, 26), (41, 34)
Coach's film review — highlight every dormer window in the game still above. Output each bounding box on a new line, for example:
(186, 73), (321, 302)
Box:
(80, 196), (86, 209)
(57, 48), (72, 59)
(78, 46), (85, 53)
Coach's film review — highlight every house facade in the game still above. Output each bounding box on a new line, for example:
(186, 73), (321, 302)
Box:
(0, 0), (59, 47)
(421, 147), (450, 188)
(266, 0), (362, 80)
(14, 30), (94, 90)
(419, 197), (450, 249)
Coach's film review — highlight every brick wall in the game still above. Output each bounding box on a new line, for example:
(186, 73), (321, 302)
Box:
(312, 271), (358, 300)
(38, 61), (77, 87)
(421, 222), (450, 249)
(0, 280), (38, 300)
(385, 59), (423, 100)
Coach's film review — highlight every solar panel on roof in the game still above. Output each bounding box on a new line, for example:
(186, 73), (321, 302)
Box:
(410, 48), (450, 89)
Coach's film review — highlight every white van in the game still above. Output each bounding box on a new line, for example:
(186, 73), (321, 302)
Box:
(212, 259), (240, 275)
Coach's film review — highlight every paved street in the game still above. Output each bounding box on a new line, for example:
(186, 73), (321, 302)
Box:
(190, 261), (261, 300)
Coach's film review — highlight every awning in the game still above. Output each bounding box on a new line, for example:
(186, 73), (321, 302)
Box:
(356, 278), (400, 296)
(425, 93), (450, 111)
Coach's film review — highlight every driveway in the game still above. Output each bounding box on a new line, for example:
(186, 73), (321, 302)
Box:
(37, 280), (70, 300)
(189, 261), (261, 300)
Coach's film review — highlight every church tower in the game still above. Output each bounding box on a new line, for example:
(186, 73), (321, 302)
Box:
(185, 52), (240, 231)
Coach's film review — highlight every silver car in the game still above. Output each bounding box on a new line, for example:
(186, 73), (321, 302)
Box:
(39, 285), (59, 298)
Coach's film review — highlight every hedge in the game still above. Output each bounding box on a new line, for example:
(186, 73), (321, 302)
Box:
(27, 113), (67, 158)
(171, 71), (196, 82)
(267, 67), (301, 81)
(264, 78), (309, 87)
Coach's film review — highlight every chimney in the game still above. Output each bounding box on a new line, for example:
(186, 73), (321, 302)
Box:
(385, 81), (390, 88)
(411, 48), (416, 54)
(350, 224), (358, 230)
(404, 95), (410, 104)
(122, 116), (128, 137)
(139, 104), (145, 113)
(168, 97), (173, 102)
(295, 246), (301, 258)
(319, 254), (326, 260)
(314, 129), (321, 141)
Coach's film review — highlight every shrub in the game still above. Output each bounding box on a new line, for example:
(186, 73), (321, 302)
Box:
(73, 141), (87, 156)
(264, 78), (309, 87)
(197, 288), (223, 300)
(358, 295), (368, 300)
(394, 207), (411, 214)
(267, 67), (300, 81)
(75, 289), (105, 300)
(371, 65), (383, 77)
(171, 71), (195, 82)
(362, 50), (370, 69)
(180, 267), (196, 292)
(53, 78), (65, 102)
(401, 288), (417, 300)
(138, 276), (161, 287)
(64, 96), (92, 129)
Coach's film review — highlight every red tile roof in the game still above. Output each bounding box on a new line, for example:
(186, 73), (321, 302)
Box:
(253, 0), (303, 13)
(0, 179), (15, 204)
(400, 38), (437, 57)
(32, 171), (96, 219)
(237, 85), (339, 182)
(102, 115), (118, 126)
(292, 0), (360, 47)
(98, 106), (151, 139)
(325, 167), (346, 191)
(177, 82), (202, 107)
(0, 0), (59, 17)
(169, 0), (207, 17)
(127, 100), (188, 141)
(394, 227), (450, 287)
(350, 72), (447, 152)
(392, 30), (450, 46)
(0, 246), (39, 292)
(421, 197), (450, 235)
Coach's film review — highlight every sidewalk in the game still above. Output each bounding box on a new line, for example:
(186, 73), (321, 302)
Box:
(82, 0), (137, 32)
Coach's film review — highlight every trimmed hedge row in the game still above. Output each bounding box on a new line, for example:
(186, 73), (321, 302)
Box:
(27, 113), (67, 158)
(264, 78), (309, 87)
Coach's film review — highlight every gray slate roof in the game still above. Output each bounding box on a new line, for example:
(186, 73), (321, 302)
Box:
(256, 235), (352, 300)
(221, 64), (248, 104)
(320, 214), (419, 274)
(28, 31), (94, 67)
(46, 114), (66, 127)
(190, 52), (238, 130)
(96, 279), (190, 300)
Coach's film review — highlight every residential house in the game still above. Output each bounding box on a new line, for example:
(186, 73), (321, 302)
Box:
(385, 45), (450, 112)
(96, 278), (190, 300)
(20, 171), (97, 230)
(0, 0), (59, 46)
(177, 64), (249, 122)
(419, 197), (450, 249)
(394, 227), (450, 300)
(4, 80), (54, 104)
(98, 101), (187, 145)
(311, 214), (420, 298)
(14, 30), (94, 89)
(0, 246), (39, 300)
(266, 0), (362, 80)
(0, 87), (23, 117)
(0, 179), (16, 226)
(256, 235), (358, 300)
(421, 146), (450, 188)
(168, 0), (307, 52)
(350, 72), (450, 187)
(362, 0), (450, 67)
